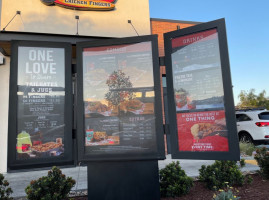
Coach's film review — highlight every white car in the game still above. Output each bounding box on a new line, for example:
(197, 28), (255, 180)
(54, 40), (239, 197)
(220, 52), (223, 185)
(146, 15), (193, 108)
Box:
(236, 108), (269, 144)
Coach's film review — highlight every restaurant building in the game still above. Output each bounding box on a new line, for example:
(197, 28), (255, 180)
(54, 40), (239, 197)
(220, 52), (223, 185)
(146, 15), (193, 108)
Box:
(0, 0), (201, 173)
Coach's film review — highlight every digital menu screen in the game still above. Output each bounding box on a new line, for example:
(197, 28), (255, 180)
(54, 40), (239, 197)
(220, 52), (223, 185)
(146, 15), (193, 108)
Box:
(16, 47), (66, 160)
(171, 29), (229, 152)
(82, 42), (158, 155)
(171, 29), (224, 111)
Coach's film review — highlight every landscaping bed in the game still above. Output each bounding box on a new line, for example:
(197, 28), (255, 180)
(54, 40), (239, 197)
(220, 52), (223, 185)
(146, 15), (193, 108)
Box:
(162, 173), (269, 200)
(69, 173), (269, 200)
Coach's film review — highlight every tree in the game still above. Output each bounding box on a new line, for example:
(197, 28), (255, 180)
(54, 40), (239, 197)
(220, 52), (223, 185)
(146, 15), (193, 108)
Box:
(237, 89), (269, 110)
(105, 70), (134, 107)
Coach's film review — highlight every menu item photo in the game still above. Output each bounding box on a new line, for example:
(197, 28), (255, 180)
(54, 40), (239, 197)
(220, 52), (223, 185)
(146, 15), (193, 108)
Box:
(190, 121), (227, 141)
(93, 131), (108, 141)
(175, 88), (196, 110)
(177, 110), (229, 152)
(119, 99), (145, 114)
(85, 101), (112, 116)
(85, 130), (120, 146)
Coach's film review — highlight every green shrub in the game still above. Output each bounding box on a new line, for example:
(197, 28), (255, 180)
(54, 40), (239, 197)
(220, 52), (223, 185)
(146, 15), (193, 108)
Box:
(159, 161), (193, 197)
(0, 173), (13, 200)
(254, 147), (269, 179)
(239, 159), (246, 168)
(25, 166), (76, 200)
(239, 142), (255, 156)
(198, 160), (245, 190)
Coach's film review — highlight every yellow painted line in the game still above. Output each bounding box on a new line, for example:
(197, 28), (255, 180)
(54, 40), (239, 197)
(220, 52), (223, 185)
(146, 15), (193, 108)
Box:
(245, 160), (258, 166)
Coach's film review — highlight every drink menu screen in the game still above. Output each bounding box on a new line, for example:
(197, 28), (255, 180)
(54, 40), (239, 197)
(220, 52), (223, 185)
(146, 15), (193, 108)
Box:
(16, 47), (66, 160)
(82, 42), (158, 155)
(172, 29), (224, 111)
(171, 29), (229, 152)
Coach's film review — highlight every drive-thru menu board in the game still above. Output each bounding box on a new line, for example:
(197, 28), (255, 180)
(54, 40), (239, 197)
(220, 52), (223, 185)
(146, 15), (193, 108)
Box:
(164, 19), (239, 160)
(172, 29), (228, 152)
(16, 47), (65, 160)
(8, 41), (73, 169)
(77, 36), (165, 161)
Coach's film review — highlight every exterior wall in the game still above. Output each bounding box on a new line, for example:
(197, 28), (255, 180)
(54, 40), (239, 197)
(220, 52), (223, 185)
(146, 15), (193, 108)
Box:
(150, 18), (200, 125)
(1, 0), (151, 37)
(151, 18), (200, 57)
(0, 56), (10, 173)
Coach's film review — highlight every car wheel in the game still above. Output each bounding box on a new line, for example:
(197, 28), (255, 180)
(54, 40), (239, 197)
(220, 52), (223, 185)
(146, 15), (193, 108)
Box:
(239, 132), (253, 143)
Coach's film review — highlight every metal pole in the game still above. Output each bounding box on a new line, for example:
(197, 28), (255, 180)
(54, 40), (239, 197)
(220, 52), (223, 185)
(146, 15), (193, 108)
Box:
(2, 11), (21, 31)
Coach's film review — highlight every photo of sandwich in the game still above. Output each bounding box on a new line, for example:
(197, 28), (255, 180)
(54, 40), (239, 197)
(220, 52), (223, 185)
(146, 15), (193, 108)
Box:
(85, 101), (112, 116)
(191, 120), (227, 141)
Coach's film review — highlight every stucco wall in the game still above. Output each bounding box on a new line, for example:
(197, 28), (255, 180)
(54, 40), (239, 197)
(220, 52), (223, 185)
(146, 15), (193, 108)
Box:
(0, 56), (10, 173)
(1, 0), (151, 37)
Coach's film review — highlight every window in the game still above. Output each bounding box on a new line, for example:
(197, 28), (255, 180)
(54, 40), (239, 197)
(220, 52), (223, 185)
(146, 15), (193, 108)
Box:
(258, 112), (269, 120)
(236, 114), (251, 122)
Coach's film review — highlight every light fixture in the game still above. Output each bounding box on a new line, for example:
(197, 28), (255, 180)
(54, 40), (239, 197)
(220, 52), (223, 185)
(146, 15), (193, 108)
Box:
(2, 11), (21, 31)
(0, 55), (4, 65)
(75, 16), (79, 35)
(0, 52), (5, 65)
(128, 20), (139, 36)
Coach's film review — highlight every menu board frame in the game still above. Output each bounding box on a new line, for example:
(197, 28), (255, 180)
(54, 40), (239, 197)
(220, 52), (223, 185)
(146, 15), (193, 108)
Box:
(76, 35), (165, 162)
(164, 19), (240, 160)
(8, 41), (73, 170)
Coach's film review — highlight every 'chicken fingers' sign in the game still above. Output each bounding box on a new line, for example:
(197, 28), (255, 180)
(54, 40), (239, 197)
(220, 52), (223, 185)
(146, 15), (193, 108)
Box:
(40, 0), (116, 11)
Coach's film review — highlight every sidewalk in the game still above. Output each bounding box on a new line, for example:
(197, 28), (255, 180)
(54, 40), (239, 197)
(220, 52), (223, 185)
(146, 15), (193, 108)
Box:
(4, 154), (260, 199)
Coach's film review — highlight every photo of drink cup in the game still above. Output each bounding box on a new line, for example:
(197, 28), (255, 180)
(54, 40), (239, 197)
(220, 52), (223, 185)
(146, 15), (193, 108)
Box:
(56, 138), (62, 144)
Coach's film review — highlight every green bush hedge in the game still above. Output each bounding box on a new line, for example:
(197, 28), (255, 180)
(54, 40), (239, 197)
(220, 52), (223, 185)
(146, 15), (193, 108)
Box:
(0, 173), (13, 200)
(255, 147), (269, 179)
(159, 161), (193, 197)
(25, 166), (76, 200)
(198, 160), (245, 190)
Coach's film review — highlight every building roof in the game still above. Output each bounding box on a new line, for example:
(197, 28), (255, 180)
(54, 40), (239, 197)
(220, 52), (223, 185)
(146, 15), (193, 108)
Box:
(150, 18), (201, 25)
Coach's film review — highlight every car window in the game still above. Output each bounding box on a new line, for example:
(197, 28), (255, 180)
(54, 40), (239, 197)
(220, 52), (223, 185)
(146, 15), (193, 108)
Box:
(258, 112), (269, 120)
(235, 114), (241, 121)
(236, 114), (251, 122)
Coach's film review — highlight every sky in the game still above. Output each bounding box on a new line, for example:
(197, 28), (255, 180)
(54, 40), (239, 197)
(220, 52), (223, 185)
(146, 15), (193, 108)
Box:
(148, 0), (269, 105)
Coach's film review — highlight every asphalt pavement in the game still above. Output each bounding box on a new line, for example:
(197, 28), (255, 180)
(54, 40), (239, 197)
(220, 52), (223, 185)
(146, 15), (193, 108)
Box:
(3, 154), (261, 199)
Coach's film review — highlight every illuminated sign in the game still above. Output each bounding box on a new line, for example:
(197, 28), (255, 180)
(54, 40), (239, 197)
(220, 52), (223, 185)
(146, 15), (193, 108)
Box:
(41, 0), (116, 11)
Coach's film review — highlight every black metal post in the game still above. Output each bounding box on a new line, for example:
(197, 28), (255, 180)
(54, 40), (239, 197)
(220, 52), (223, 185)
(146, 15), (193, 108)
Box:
(87, 160), (160, 200)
